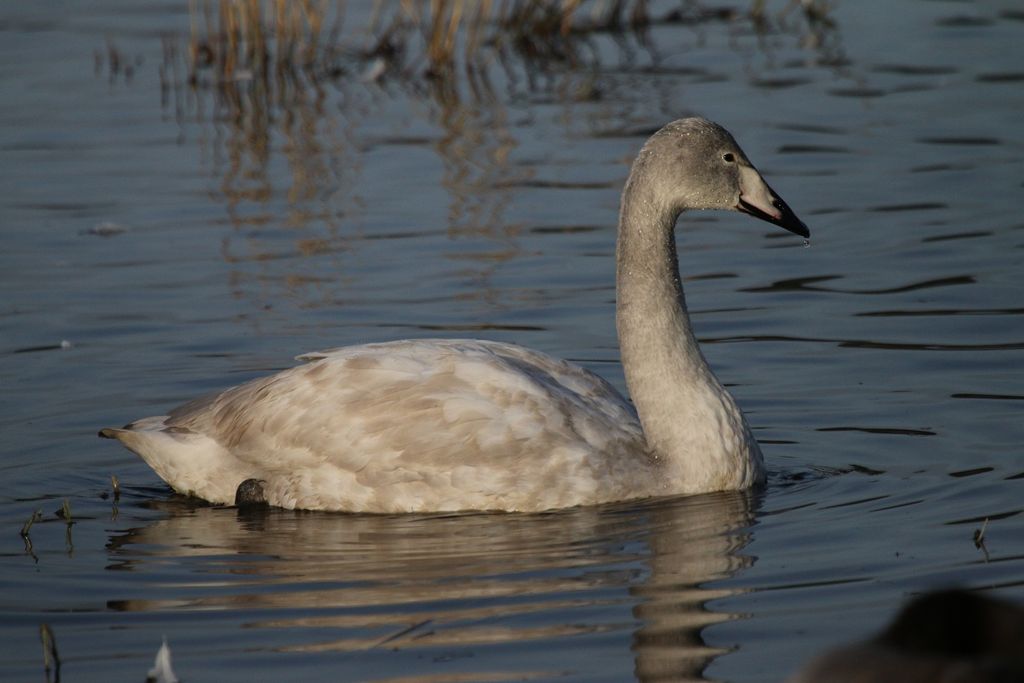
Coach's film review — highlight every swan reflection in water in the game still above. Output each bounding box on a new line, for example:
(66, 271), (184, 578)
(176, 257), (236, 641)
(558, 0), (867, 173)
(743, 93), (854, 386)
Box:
(107, 491), (756, 682)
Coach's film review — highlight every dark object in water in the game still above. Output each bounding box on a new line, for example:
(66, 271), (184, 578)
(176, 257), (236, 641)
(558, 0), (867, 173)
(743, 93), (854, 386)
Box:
(790, 589), (1024, 682)
(234, 478), (267, 507)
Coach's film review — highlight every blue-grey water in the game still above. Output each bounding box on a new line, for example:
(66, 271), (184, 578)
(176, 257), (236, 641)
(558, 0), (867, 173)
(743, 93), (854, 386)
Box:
(2, 1), (1023, 681)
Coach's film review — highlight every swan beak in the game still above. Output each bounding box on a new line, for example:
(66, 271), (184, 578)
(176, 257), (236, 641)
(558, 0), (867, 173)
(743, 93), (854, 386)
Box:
(736, 164), (810, 238)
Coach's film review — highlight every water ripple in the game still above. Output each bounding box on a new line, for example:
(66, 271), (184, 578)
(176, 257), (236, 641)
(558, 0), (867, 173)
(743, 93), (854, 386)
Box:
(742, 274), (974, 295)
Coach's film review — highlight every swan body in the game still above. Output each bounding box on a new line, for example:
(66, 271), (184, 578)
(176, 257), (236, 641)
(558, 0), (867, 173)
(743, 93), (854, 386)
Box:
(102, 117), (809, 513)
(106, 340), (657, 512)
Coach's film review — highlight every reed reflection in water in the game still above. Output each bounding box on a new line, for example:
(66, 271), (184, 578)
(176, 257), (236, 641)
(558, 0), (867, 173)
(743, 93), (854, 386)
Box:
(106, 492), (755, 681)
(154, 0), (838, 317)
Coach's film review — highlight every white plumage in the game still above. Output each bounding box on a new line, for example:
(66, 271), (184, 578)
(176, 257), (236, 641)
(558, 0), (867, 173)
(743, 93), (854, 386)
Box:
(102, 118), (809, 512)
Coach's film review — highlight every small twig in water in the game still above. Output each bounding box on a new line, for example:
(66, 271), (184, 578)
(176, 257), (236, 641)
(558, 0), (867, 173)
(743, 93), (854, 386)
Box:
(40, 623), (61, 681)
(56, 499), (75, 555)
(370, 618), (433, 649)
(20, 509), (43, 538)
(21, 510), (42, 561)
(110, 474), (121, 520)
(973, 517), (990, 561)
(973, 518), (988, 547)
(56, 499), (73, 524)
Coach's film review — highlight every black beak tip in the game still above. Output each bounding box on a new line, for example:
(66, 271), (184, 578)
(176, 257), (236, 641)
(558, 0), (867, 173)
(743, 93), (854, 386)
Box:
(738, 198), (811, 239)
(786, 215), (811, 239)
(772, 199), (810, 239)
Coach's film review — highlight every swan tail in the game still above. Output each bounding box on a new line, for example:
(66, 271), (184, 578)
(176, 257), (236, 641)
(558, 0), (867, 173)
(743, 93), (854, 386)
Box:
(98, 417), (248, 504)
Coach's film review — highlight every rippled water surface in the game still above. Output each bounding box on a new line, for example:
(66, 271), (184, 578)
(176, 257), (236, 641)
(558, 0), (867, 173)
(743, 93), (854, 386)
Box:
(2, 1), (1023, 681)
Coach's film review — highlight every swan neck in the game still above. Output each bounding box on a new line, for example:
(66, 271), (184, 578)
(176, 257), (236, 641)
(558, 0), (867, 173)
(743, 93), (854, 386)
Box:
(615, 177), (704, 380)
(615, 173), (762, 491)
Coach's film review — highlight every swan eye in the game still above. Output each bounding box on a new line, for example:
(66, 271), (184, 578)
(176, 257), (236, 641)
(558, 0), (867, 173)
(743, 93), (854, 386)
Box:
(722, 152), (736, 163)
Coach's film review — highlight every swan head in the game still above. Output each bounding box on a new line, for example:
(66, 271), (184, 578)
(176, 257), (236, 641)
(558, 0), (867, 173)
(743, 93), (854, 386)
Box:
(635, 117), (810, 238)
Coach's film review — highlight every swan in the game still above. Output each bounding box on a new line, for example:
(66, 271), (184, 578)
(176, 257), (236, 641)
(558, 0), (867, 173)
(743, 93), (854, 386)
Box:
(100, 117), (809, 513)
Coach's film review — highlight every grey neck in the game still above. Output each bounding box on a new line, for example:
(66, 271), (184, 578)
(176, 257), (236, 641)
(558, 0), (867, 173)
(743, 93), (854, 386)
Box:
(614, 169), (761, 491)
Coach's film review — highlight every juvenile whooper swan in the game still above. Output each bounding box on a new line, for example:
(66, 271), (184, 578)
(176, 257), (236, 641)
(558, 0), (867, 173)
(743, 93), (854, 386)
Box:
(100, 117), (810, 513)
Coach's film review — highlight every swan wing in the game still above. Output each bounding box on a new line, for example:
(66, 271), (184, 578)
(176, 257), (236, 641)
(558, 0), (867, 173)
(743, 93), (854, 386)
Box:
(153, 339), (651, 511)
